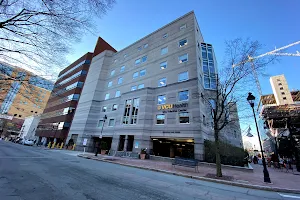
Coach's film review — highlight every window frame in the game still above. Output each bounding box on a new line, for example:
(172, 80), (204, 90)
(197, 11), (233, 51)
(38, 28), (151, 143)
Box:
(102, 106), (107, 112)
(158, 77), (167, 87)
(131, 85), (137, 91)
(178, 38), (188, 47)
(162, 33), (168, 38)
(178, 112), (190, 124)
(118, 77), (123, 85)
(178, 71), (189, 82)
(161, 47), (168, 55)
(180, 24), (187, 30)
(115, 90), (121, 98)
(140, 69), (146, 77)
(112, 104), (118, 111)
(108, 118), (115, 127)
(133, 72), (139, 79)
(120, 66), (125, 72)
(110, 70), (115, 76)
(108, 81), (112, 88)
(104, 93), (110, 100)
(160, 61), (167, 70)
(138, 84), (144, 89)
(157, 95), (166, 105)
(135, 58), (141, 65)
(156, 114), (165, 125)
(178, 90), (189, 102)
(178, 53), (188, 63)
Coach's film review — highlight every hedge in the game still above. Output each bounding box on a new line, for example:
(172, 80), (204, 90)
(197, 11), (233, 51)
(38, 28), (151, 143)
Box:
(204, 140), (248, 167)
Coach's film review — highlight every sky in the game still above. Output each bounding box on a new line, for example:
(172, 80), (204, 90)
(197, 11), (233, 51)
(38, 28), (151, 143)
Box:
(66, 0), (300, 149)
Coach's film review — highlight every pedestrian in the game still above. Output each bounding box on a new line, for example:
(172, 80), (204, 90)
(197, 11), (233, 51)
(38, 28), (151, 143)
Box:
(95, 142), (100, 156)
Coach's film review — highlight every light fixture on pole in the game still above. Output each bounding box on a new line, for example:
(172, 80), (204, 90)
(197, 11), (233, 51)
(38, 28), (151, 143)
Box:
(99, 115), (107, 139)
(247, 92), (271, 183)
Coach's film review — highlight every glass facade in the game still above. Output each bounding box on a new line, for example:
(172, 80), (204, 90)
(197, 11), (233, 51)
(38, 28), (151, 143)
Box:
(201, 43), (217, 90)
(58, 59), (90, 80)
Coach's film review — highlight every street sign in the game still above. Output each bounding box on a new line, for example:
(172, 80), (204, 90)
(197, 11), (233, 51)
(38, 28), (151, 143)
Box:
(83, 138), (88, 146)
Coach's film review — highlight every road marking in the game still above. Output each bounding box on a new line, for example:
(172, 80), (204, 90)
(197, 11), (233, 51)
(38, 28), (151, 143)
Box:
(279, 193), (300, 199)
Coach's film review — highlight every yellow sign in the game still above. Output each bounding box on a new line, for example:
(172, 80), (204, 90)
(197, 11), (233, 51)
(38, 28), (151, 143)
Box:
(157, 104), (173, 110)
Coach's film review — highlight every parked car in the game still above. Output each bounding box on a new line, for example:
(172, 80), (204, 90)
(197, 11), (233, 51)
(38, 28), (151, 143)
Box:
(16, 138), (23, 144)
(23, 139), (34, 146)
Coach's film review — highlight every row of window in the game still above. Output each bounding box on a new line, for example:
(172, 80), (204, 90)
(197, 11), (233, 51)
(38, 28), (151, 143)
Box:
(41, 107), (75, 119)
(98, 111), (191, 128)
(45, 94), (80, 110)
(111, 24), (187, 63)
(58, 60), (90, 80)
(56, 70), (87, 87)
(37, 122), (71, 131)
(104, 71), (189, 101)
(158, 90), (188, 105)
(53, 81), (84, 96)
(109, 36), (189, 79)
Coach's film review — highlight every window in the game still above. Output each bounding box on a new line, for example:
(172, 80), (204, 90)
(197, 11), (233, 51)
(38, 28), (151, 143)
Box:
(115, 90), (121, 97)
(140, 69), (146, 77)
(131, 98), (139, 124)
(283, 97), (287, 100)
(158, 95), (166, 105)
(124, 54), (127, 58)
(280, 87), (284, 90)
(14, 114), (17, 116)
(110, 70), (115, 76)
(131, 85), (137, 91)
(112, 104), (118, 111)
(204, 76), (210, 88)
(118, 77), (123, 84)
(144, 44), (148, 48)
(98, 120), (104, 127)
(278, 83), (282, 86)
(178, 90), (189, 102)
(156, 114), (165, 124)
(178, 71), (188, 82)
(123, 99), (132, 124)
(133, 72), (139, 79)
(158, 78), (167, 87)
(138, 46), (142, 51)
(179, 38), (188, 47)
(138, 84), (144, 89)
(102, 106), (107, 112)
(108, 119), (115, 127)
(161, 47), (168, 55)
(179, 112), (189, 123)
(180, 24), (187, 30)
(141, 55), (147, 63)
(179, 54), (188, 63)
(209, 99), (216, 110)
(163, 33), (168, 38)
(160, 61), (167, 70)
(135, 58), (141, 65)
(108, 81), (112, 87)
(120, 66), (125, 72)
(105, 93), (110, 100)
(281, 92), (285, 95)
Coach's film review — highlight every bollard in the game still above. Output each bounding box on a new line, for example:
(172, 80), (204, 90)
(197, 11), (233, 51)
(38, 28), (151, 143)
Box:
(56, 143), (60, 148)
(60, 142), (64, 149)
(51, 142), (56, 149)
(72, 144), (76, 150)
(47, 142), (51, 148)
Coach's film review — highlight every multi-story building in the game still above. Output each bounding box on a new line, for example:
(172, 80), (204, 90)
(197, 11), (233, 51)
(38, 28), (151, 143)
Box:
(36, 38), (117, 144)
(67, 11), (242, 160)
(0, 62), (53, 118)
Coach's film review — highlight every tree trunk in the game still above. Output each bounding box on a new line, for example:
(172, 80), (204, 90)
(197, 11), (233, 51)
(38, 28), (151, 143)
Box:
(215, 130), (222, 177)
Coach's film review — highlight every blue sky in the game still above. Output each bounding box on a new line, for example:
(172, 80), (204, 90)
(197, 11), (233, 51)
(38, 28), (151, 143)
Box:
(66, 0), (299, 146)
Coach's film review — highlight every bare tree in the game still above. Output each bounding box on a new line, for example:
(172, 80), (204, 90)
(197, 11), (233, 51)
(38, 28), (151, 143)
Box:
(202, 38), (276, 177)
(0, 0), (115, 74)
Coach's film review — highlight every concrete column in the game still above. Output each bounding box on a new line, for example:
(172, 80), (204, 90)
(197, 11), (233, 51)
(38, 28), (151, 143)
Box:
(123, 135), (128, 151)
(194, 137), (204, 161)
(111, 136), (119, 151)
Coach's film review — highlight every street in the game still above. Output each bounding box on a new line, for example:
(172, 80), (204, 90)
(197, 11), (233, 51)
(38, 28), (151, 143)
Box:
(0, 141), (299, 200)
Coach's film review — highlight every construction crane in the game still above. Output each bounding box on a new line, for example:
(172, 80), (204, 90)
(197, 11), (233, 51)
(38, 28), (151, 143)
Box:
(232, 41), (300, 96)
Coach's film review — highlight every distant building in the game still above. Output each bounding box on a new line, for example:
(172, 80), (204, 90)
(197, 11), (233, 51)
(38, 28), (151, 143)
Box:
(0, 62), (53, 119)
(19, 115), (41, 140)
(259, 74), (300, 156)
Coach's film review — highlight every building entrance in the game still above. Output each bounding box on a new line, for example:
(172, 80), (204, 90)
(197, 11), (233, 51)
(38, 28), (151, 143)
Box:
(92, 137), (112, 152)
(152, 138), (194, 159)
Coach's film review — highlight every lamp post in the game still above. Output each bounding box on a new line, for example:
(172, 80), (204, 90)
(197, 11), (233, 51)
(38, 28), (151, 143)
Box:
(100, 115), (107, 139)
(247, 92), (271, 183)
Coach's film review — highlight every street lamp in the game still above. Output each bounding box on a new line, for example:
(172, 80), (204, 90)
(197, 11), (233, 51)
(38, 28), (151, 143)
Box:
(247, 92), (271, 183)
(99, 115), (107, 139)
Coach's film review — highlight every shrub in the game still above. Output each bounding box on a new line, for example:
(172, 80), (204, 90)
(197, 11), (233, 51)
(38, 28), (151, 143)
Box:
(204, 140), (248, 167)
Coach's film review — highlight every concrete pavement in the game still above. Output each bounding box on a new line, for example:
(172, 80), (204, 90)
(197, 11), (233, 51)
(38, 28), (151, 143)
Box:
(1, 141), (300, 200)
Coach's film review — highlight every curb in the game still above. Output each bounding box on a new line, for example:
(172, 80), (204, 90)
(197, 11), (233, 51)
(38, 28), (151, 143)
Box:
(77, 154), (300, 194)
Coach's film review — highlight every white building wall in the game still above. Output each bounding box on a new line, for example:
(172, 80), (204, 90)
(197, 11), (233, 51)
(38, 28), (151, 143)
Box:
(20, 115), (40, 140)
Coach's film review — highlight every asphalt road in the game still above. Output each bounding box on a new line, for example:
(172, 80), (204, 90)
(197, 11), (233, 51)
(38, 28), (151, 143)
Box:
(1, 141), (299, 200)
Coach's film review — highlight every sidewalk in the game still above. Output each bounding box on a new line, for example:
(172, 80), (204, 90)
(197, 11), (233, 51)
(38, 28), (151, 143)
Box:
(78, 153), (300, 193)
